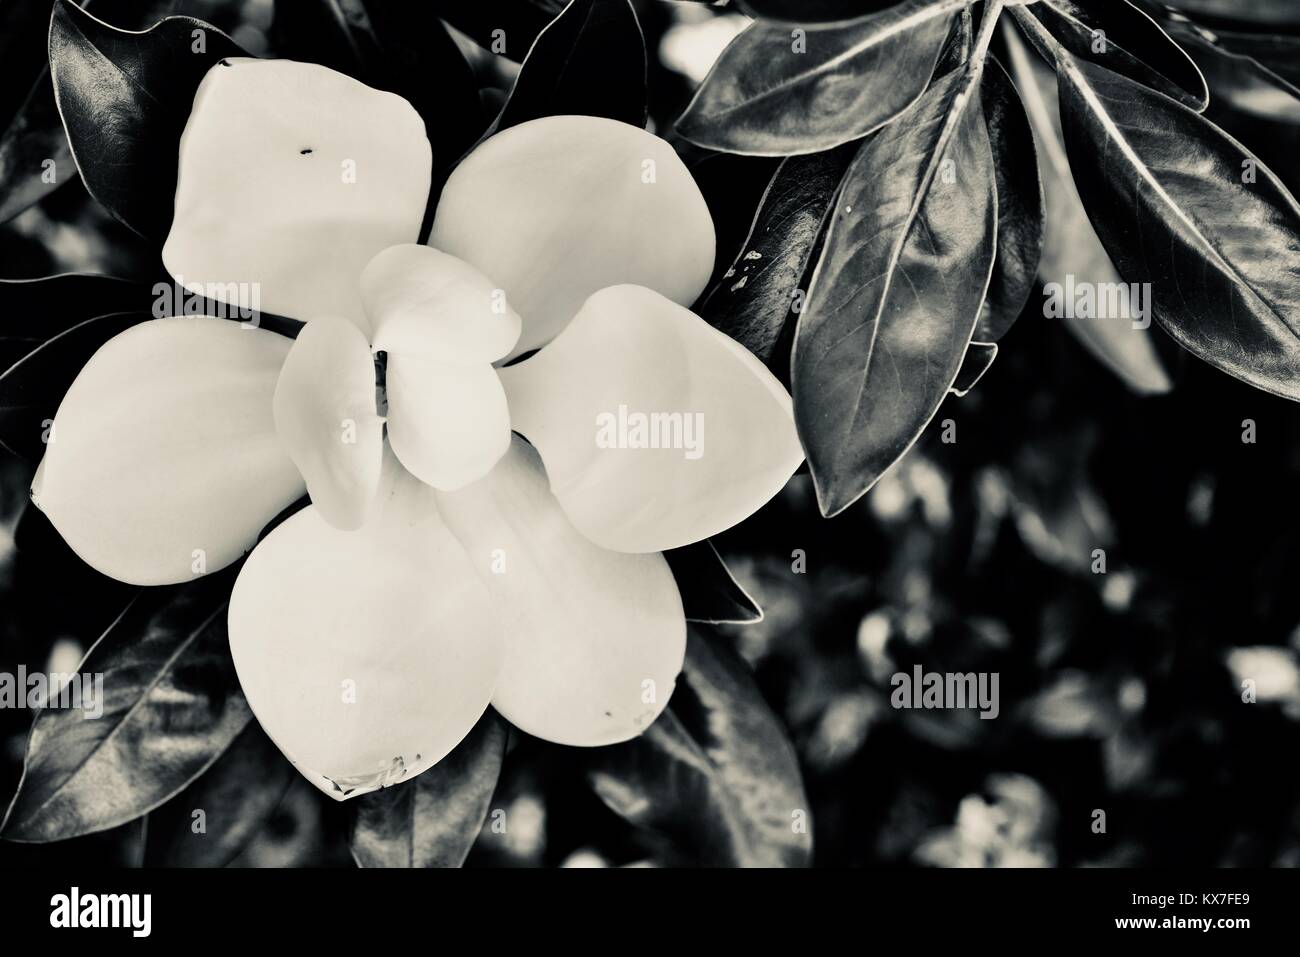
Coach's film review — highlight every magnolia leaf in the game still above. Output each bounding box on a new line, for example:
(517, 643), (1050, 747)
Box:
(699, 144), (857, 368)
(793, 67), (997, 516)
(271, 0), (482, 176)
(430, 0), (564, 61)
(1211, 30), (1300, 89)
(739, 0), (909, 23)
(1046, 44), (1300, 400)
(493, 0), (647, 133)
(950, 340), (997, 397)
(675, 0), (963, 155)
(1003, 23), (1171, 394)
(0, 0), (177, 222)
(350, 710), (507, 868)
(977, 55), (1043, 342)
(1162, 20), (1300, 123)
(48, 1), (244, 239)
(0, 0), (70, 223)
(0, 274), (151, 371)
(145, 722), (295, 867)
(690, 151), (784, 296)
(664, 540), (763, 625)
(1, 575), (251, 842)
(0, 310), (149, 462)
(586, 630), (811, 867)
(1171, 0), (1300, 28)
(1022, 0), (1207, 111)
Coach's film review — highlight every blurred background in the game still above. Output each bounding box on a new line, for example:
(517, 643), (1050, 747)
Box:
(3, 0), (1300, 867)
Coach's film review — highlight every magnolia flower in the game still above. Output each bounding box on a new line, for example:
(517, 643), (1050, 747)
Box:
(32, 59), (803, 799)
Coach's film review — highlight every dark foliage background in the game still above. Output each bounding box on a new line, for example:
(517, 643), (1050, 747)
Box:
(2, 0), (1299, 867)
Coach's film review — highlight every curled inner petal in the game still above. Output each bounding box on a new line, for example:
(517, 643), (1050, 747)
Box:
(384, 353), (512, 491)
(360, 244), (521, 363)
(273, 316), (384, 530)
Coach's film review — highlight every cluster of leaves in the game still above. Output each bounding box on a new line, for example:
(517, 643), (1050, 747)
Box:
(683, 0), (1300, 517)
(0, 0), (817, 868)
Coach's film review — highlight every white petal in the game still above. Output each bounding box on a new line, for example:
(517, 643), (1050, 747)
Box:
(360, 244), (521, 362)
(435, 437), (686, 747)
(228, 451), (504, 801)
(430, 115), (715, 358)
(385, 353), (512, 491)
(500, 285), (803, 553)
(163, 59), (431, 329)
(33, 318), (304, 585)
(273, 316), (384, 530)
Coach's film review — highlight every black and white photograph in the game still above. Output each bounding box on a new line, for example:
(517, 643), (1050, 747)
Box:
(0, 0), (1298, 938)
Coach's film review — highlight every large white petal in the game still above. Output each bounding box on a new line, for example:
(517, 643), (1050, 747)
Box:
(228, 452), (504, 801)
(435, 437), (686, 747)
(430, 115), (715, 358)
(500, 285), (803, 553)
(273, 316), (384, 530)
(32, 318), (305, 585)
(163, 59), (431, 329)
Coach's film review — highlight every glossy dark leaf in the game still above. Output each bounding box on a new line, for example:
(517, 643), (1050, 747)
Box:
(932, 4), (972, 77)
(350, 710), (507, 868)
(49, 1), (244, 239)
(950, 340), (997, 397)
(1211, 30), (1300, 89)
(1022, 0), (1207, 110)
(493, 0), (647, 132)
(1170, 0), (1300, 28)
(1, 574), (251, 842)
(271, 0), (482, 173)
(0, 0), (65, 223)
(587, 630), (811, 867)
(0, 0), (178, 223)
(1162, 19), (1300, 123)
(0, 274), (151, 371)
(699, 144), (856, 367)
(1003, 23), (1171, 394)
(977, 55), (1043, 343)
(0, 310), (149, 462)
(145, 722), (294, 867)
(675, 0), (963, 155)
(429, 0), (564, 61)
(664, 540), (763, 625)
(0, 74), (73, 223)
(1048, 46), (1300, 400)
(739, 0), (907, 24)
(793, 67), (997, 516)
(689, 151), (783, 296)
